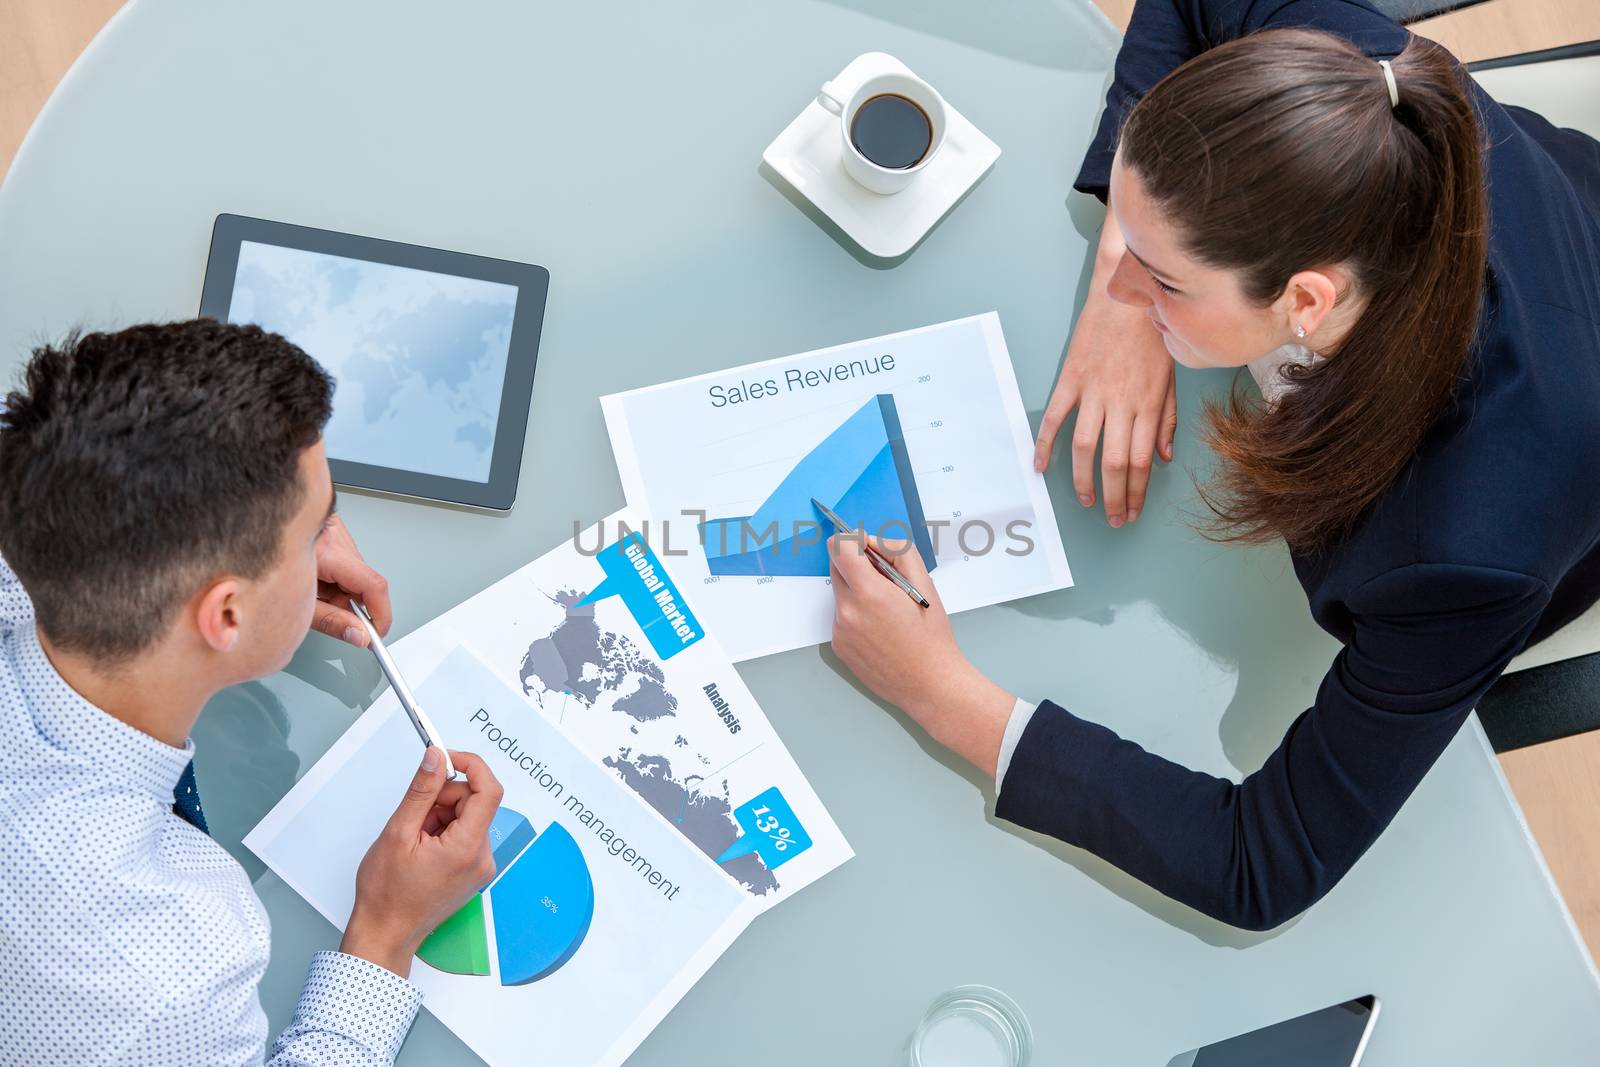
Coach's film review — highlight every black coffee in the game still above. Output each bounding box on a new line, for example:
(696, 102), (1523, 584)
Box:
(849, 93), (932, 170)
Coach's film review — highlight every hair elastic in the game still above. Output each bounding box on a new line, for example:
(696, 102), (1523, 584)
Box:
(1378, 59), (1399, 109)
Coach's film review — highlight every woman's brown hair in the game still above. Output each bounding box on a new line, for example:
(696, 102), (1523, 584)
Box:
(1118, 30), (1487, 551)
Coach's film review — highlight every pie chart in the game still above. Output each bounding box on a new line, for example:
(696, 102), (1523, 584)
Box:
(417, 806), (595, 984)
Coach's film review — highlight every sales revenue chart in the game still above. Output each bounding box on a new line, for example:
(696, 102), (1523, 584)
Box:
(602, 313), (1072, 660)
(700, 393), (937, 578)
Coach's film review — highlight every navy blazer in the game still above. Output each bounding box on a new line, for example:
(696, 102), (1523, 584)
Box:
(995, 0), (1600, 930)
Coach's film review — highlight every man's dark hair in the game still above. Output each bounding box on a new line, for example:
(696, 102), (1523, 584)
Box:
(0, 320), (333, 661)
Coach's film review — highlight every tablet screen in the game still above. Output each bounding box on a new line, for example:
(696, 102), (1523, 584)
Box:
(227, 241), (518, 484)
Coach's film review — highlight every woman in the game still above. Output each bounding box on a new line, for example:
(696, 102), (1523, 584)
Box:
(826, 0), (1600, 930)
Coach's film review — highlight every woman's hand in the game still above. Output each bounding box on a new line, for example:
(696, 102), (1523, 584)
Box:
(1034, 206), (1178, 528)
(827, 534), (1016, 778)
(313, 514), (392, 647)
(341, 749), (504, 978)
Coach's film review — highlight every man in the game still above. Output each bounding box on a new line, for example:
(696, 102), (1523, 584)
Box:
(0, 320), (503, 1063)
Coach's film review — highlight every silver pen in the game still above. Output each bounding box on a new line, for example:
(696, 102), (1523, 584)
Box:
(812, 498), (932, 609)
(350, 600), (459, 780)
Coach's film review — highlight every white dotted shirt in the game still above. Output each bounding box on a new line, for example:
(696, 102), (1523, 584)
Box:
(0, 558), (423, 1065)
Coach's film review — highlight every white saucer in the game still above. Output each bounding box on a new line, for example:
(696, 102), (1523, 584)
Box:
(763, 52), (1001, 259)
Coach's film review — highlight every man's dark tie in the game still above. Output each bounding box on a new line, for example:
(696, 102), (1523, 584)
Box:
(172, 759), (209, 834)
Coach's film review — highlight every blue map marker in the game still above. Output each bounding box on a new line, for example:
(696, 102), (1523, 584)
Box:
(578, 532), (702, 661)
(716, 787), (812, 871)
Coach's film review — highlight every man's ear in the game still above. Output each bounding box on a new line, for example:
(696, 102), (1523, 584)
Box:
(194, 578), (243, 653)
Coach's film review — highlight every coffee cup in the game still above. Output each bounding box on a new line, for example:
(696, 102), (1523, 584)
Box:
(817, 70), (947, 195)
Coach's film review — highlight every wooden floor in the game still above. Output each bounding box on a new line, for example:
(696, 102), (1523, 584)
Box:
(1411, 0), (1600, 65)
(0, 0), (126, 177)
(5, 0), (1600, 960)
(1503, 734), (1600, 952)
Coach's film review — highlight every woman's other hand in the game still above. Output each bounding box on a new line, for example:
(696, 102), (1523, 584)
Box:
(1034, 212), (1177, 527)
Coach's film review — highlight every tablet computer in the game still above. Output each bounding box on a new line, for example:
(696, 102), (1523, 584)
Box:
(1165, 995), (1380, 1067)
(199, 214), (549, 512)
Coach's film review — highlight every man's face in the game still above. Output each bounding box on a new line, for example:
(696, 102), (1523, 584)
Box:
(230, 440), (335, 680)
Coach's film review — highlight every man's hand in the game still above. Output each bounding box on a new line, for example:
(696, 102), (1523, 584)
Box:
(827, 534), (1015, 778)
(313, 514), (392, 647)
(340, 749), (504, 978)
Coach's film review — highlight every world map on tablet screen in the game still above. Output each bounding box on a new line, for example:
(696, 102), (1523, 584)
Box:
(227, 241), (518, 484)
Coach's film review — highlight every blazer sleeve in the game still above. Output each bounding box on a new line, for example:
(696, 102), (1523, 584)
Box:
(994, 563), (1550, 930)
(1076, 0), (1409, 200)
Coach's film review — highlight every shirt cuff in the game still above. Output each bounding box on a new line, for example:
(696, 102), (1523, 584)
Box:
(287, 950), (423, 1062)
(994, 698), (1039, 795)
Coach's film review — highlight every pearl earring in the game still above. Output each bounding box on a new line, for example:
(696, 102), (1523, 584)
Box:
(1294, 324), (1307, 339)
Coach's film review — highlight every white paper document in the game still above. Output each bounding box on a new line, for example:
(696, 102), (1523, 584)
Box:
(247, 514), (851, 1066)
(601, 313), (1072, 660)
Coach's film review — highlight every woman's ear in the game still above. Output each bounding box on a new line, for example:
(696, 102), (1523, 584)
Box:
(194, 578), (242, 653)
(1279, 267), (1346, 342)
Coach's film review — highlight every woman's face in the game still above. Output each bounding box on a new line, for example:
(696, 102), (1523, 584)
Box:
(1108, 154), (1290, 369)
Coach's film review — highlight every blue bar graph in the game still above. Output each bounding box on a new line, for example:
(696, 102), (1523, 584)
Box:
(700, 394), (935, 576)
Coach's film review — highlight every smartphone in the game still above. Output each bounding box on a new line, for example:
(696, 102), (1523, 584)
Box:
(1165, 995), (1381, 1067)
